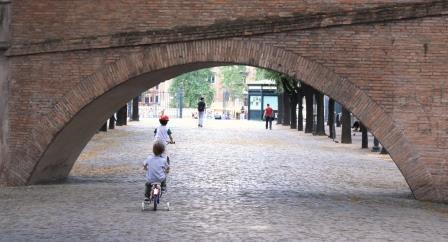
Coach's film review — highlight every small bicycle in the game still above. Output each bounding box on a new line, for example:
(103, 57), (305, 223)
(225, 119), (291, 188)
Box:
(142, 182), (169, 211)
(141, 140), (174, 211)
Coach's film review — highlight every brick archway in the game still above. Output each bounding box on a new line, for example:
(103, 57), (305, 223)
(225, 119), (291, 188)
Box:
(14, 40), (435, 201)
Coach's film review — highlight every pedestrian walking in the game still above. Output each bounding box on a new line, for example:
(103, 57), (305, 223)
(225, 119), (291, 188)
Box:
(240, 106), (245, 120)
(197, 97), (206, 127)
(264, 104), (274, 130)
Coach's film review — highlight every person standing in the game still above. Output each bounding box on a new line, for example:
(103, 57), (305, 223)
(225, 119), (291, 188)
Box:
(197, 97), (206, 127)
(264, 104), (274, 130)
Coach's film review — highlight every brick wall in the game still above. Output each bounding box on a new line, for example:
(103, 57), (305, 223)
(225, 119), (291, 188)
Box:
(0, 0), (10, 185)
(244, 16), (448, 197)
(2, 1), (448, 201)
(10, 0), (425, 43)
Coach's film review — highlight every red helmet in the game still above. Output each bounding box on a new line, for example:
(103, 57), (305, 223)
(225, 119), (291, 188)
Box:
(159, 115), (169, 121)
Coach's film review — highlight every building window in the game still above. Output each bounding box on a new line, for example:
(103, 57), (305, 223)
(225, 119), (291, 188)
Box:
(150, 96), (153, 103)
(155, 95), (159, 103)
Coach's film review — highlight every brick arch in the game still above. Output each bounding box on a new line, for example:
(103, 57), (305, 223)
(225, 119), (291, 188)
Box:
(21, 39), (434, 200)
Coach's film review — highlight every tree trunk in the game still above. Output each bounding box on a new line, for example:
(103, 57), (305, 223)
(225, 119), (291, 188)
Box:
(131, 96), (140, 121)
(328, 98), (335, 139)
(304, 88), (314, 133)
(282, 93), (291, 126)
(116, 105), (127, 126)
(109, 115), (116, 129)
(297, 93), (304, 131)
(314, 92), (325, 136)
(99, 122), (107, 132)
(277, 94), (283, 124)
(289, 94), (298, 129)
(341, 107), (352, 144)
(360, 122), (368, 148)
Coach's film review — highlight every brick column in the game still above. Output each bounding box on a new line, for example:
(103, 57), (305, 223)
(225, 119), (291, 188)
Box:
(0, 0), (10, 185)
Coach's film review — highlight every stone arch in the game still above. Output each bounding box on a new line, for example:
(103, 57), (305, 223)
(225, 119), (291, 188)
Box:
(20, 39), (434, 200)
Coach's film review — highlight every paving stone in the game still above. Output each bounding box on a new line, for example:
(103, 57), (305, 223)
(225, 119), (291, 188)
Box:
(0, 119), (447, 241)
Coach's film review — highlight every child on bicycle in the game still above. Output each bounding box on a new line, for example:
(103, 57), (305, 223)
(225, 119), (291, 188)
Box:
(143, 140), (170, 200)
(154, 115), (174, 144)
(154, 114), (175, 164)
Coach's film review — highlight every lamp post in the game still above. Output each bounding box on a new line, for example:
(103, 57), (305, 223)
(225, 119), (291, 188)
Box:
(177, 86), (184, 118)
(223, 89), (229, 118)
(240, 71), (249, 119)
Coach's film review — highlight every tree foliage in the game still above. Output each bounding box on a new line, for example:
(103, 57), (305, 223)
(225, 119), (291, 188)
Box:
(221, 65), (247, 100)
(169, 69), (215, 108)
(255, 68), (300, 94)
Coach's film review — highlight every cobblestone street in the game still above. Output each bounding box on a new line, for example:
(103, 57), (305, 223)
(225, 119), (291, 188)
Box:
(1, 119), (447, 241)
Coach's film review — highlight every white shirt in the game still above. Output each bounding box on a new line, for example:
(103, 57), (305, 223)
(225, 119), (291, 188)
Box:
(143, 155), (169, 183)
(154, 125), (171, 144)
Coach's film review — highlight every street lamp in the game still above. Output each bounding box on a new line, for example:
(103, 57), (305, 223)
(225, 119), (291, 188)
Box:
(177, 85), (184, 118)
(223, 89), (229, 117)
(239, 71), (249, 112)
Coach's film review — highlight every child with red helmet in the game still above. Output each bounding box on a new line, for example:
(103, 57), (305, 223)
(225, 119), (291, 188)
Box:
(154, 114), (174, 144)
(154, 114), (175, 167)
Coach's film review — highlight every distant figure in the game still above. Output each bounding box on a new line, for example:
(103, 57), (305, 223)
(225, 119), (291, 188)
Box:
(240, 106), (245, 120)
(352, 120), (360, 132)
(336, 113), (341, 127)
(264, 104), (274, 130)
(197, 97), (206, 127)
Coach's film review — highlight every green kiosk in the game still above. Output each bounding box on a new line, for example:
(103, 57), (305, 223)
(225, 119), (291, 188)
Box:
(247, 81), (278, 120)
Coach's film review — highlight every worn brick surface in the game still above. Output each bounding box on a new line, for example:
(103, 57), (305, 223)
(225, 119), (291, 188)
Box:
(10, 1), (431, 44)
(1, 1), (447, 202)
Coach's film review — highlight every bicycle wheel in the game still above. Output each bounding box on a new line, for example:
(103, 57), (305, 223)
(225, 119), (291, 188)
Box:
(153, 195), (158, 211)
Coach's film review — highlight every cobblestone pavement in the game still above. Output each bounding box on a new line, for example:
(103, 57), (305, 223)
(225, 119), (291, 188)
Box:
(1, 119), (448, 241)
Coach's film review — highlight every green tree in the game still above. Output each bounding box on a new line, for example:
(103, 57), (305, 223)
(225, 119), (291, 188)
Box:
(221, 65), (247, 100)
(169, 69), (215, 108)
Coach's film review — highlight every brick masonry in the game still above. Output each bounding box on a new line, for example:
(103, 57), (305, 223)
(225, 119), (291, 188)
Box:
(0, 1), (10, 187)
(1, 1), (447, 202)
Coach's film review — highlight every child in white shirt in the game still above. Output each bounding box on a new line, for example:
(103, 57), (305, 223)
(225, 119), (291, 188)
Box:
(143, 140), (170, 199)
(154, 114), (175, 164)
(154, 115), (174, 144)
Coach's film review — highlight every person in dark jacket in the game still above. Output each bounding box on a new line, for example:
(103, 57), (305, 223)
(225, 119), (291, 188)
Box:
(197, 97), (206, 127)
